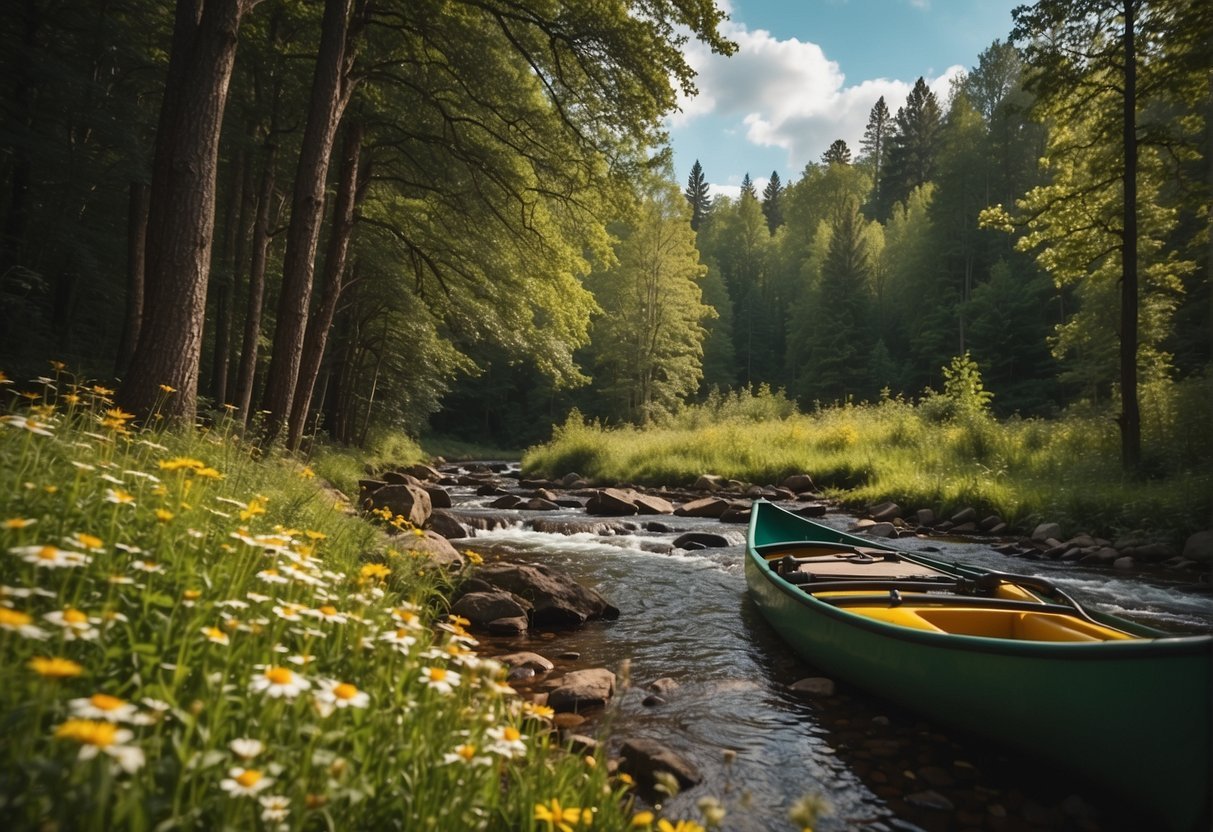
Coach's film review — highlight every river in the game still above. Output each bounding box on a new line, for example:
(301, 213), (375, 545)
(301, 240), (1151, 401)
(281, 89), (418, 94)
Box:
(439, 466), (1212, 831)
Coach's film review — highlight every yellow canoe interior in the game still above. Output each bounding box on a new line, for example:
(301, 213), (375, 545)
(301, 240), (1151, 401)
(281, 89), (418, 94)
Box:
(763, 549), (1137, 643)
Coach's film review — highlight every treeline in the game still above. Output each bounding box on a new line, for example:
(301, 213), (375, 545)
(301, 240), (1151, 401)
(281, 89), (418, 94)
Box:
(1, 1), (1209, 473)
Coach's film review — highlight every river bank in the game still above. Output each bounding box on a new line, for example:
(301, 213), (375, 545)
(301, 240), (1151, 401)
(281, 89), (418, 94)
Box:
(363, 460), (1213, 831)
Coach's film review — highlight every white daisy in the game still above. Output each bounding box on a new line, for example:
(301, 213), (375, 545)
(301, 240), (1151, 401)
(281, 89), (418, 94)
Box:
(418, 666), (460, 695)
(220, 766), (273, 797)
(249, 666), (310, 699)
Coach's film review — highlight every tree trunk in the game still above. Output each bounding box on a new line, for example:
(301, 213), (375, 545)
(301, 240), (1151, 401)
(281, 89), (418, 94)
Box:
(286, 120), (364, 451)
(115, 181), (150, 376)
(259, 0), (358, 442)
(209, 147), (247, 404)
(235, 141), (276, 423)
(117, 0), (252, 421)
(1119, 0), (1141, 472)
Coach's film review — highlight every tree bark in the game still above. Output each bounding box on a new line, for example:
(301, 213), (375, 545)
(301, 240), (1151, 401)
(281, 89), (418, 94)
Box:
(286, 120), (364, 451)
(1119, 0), (1141, 472)
(115, 181), (150, 376)
(117, 0), (252, 420)
(259, 0), (359, 442)
(209, 147), (247, 404)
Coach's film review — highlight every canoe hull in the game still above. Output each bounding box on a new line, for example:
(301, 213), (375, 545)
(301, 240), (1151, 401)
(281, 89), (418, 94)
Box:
(745, 501), (1213, 830)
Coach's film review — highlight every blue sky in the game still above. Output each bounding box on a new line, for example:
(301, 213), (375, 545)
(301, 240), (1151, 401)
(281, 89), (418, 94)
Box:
(667, 0), (1023, 197)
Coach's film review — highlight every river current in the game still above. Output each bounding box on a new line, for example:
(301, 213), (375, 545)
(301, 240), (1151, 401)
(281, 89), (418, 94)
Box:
(441, 467), (1212, 831)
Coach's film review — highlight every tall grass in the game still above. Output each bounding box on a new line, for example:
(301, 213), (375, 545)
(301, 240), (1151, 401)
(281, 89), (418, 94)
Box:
(0, 367), (731, 831)
(525, 384), (1213, 543)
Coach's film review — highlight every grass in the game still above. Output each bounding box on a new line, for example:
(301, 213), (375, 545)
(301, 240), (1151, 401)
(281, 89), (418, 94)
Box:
(523, 388), (1213, 545)
(0, 366), (738, 832)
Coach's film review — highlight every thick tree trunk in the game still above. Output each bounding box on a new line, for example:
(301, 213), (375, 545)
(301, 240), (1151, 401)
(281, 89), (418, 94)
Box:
(286, 120), (364, 451)
(259, 0), (358, 442)
(235, 141), (276, 424)
(118, 0), (251, 420)
(1119, 0), (1141, 472)
(115, 181), (150, 376)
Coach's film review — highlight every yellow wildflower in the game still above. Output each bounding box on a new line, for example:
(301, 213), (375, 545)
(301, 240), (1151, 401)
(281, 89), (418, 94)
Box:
(29, 656), (84, 678)
(534, 799), (582, 832)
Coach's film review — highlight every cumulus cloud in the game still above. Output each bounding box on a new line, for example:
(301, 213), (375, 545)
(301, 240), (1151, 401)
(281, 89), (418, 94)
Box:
(672, 17), (963, 174)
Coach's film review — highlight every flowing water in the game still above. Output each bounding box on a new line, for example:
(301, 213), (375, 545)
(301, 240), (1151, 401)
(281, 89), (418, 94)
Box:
(441, 468), (1212, 831)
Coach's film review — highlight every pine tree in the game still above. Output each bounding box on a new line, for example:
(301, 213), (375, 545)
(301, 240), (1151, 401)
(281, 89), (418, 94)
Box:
(883, 77), (942, 213)
(859, 96), (891, 211)
(684, 159), (711, 231)
(739, 172), (757, 200)
(761, 170), (783, 233)
(821, 139), (851, 165)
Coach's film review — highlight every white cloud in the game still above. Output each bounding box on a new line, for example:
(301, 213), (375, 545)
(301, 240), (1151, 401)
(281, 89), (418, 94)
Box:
(671, 18), (964, 175)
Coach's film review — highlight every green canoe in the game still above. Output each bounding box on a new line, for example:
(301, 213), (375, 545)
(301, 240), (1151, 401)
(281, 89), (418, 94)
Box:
(745, 499), (1212, 830)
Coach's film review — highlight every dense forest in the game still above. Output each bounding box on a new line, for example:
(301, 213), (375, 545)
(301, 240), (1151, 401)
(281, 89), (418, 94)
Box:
(1, 0), (1209, 471)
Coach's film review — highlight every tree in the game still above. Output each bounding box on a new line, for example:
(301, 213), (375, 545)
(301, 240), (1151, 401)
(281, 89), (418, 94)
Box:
(859, 96), (891, 213)
(761, 170), (783, 233)
(1009, 0), (1208, 471)
(821, 139), (851, 165)
(882, 77), (942, 213)
(585, 180), (712, 423)
(739, 172), (757, 200)
(685, 159), (711, 231)
(118, 0), (257, 421)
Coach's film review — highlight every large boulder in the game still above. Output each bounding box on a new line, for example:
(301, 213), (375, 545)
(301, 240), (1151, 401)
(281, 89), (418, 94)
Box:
(1182, 530), (1213, 563)
(673, 532), (731, 550)
(393, 530), (464, 570)
(370, 483), (432, 528)
(781, 474), (816, 494)
(692, 474), (725, 492)
(632, 493), (675, 515)
(547, 668), (616, 712)
(586, 488), (641, 516)
(426, 510), (468, 540)
(472, 562), (619, 628)
(424, 486), (452, 509)
(451, 590), (531, 626)
(1031, 522), (1063, 543)
(403, 463), (443, 481)
(674, 497), (730, 518)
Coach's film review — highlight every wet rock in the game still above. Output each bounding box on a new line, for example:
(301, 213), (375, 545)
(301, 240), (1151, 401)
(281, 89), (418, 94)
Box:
(473, 561), (620, 628)
(647, 677), (679, 695)
(789, 677), (835, 696)
(1113, 556), (1135, 570)
(719, 504), (752, 524)
(451, 590), (531, 625)
(507, 666), (536, 683)
(561, 472), (589, 488)
(521, 498), (561, 511)
(488, 616), (528, 635)
(423, 486), (452, 509)
(1182, 530), (1213, 563)
(950, 506), (977, 525)
(913, 509), (937, 526)
(781, 474), (816, 494)
(426, 510), (468, 540)
(383, 470), (423, 486)
(586, 488), (641, 516)
(904, 790), (954, 811)
(553, 712), (587, 729)
(490, 495), (523, 509)
(557, 651), (580, 660)
(793, 503), (828, 518)
(548, 668), (616, 712)
(673, 532), (731, 550)
(979, 514), (1003, 531)
(1031, 522), (1063, 542)
(693, 474), (725, 492)
(358, 478), (387, 504)
(643, 521), (676, 533)
(530, 517), (633, 536)
(864, 522), (897, 538)
(870, 501), (901, 521)
(618, 737), (702, 790)
(917, 766), (955, 787)
(1123, 542), (1175, 562)
(674, 497), (730, 518)
(642, 695), (666, 707)
(444, 510), (517, 532)
(403, 463), (442, 481)
(565, 734), (599, 754)
(476, 484), (510, 496)
(633, 493), (675, 515)
(495, 651), (555, 673)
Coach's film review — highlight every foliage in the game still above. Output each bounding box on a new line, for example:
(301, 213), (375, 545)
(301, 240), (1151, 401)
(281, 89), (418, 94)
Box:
(0, 366), (645, 830)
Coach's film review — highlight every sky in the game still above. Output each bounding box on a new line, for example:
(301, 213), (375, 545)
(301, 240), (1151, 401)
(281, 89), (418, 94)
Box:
(667, 0), (1023, 198)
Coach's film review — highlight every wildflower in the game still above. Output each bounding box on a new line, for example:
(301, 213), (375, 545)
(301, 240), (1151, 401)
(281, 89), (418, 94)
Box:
(195, 467), (222, 480)
(130, 559), (165, 574)
(54, 719), (145, 773)
(229, 738), (264, 760)
(28, 656), (84, 678)
(696, 797), (726, 827)
(425, 641), (480, 669)
(67, 532), (104, 552)
(239, 497), (267, 521)
(159, 457), (206, 472)
(631, 812), (654, 827)
(104, 488), (136, 506)
(380, 627), (418, 653)
(272, 603), (304, 622)
(154, 508), (174, 522)
(299, 466), (316, 479)
(69, 693), (146, 724)
(522, 702), (555, 721)
(182, 589), (201, 605)
(315, 679), (370, 711)
(10, 544), (90, 569)
(0, 371), (10, 384)
(220, 767), (274, 798)
(535, 799), (583, 832)
(390, 605), (422, 628)
(463, 549), (484, 565)
(657, 820), (705, 832)
(308, 605), (347, 625)
(487, 724), (527, 758)
(202, 626), (230, 646)
(2, 518), (37, 530)
(1, 414), (54, 436)
(443, 743), (491, 766)
(158, 384), (176, 394)
(359, 562), (391, 582)
(250, 666), (310, 699)
(418, 666), (460, 695)
(304, 529), (326, 541)
(256, 568), (289, 585)
(259, 794), (291, 823)
(0, 607), (49, 639)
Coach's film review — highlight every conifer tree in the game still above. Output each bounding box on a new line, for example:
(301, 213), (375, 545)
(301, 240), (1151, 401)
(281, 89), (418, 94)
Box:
(883, 77), (942, 213)
(761, 170), (783, 233)
(684, 160), (711, 231)
(739, 172), (757, 200)
(821, 139), (851, 165)
(859, 96), (891, 211)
